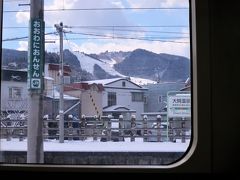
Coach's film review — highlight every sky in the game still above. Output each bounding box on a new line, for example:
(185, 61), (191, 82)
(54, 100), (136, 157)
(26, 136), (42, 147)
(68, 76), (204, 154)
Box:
(2, 0), (190, 58)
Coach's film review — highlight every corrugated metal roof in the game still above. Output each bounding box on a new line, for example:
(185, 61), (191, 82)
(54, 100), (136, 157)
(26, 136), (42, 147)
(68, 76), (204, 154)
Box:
(48, 63), (71, 72)
(64, 82), (104, 92)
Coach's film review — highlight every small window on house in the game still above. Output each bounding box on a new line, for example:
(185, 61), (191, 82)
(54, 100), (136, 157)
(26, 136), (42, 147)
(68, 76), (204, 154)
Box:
(9, 87), (22, 100)
(122, 81), (126, 87)
(107, 92), (116, 106)
(132, 92), (144, 102)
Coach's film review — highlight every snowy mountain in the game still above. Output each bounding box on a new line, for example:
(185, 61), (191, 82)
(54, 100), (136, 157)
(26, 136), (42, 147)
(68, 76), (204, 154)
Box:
(88, 51), (130, 64)
(72, 51), (158, 85)
(114, 49), (190, 82)
(2, 48), (189, 85)
(72, 51), (124, 78)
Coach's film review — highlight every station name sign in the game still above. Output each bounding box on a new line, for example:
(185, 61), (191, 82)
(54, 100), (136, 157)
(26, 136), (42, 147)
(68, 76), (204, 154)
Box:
(28, 18), (44, 91)
(167, 91), (191, 118)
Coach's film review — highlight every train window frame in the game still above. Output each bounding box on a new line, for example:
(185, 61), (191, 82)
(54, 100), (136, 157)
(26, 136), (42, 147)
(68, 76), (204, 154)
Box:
(0, 0), (199, 170)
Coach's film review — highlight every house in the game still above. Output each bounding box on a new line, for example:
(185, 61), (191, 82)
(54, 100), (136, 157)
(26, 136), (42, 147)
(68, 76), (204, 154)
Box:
(83, 77), (148, 120)
(43, 86), (80, 120)
(1, 69), (28, 113)
(43, 63), (79, 119)
(64, 83), (104, 117)
(44, 63), (71, 85)
(143, 82), (186, 112)
(1, 66), (78, 119)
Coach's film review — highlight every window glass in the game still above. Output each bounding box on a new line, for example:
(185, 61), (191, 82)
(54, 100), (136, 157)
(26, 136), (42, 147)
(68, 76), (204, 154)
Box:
(9, 87), (22, 99)
(107, 92), (116, 106)
(1, 0), (193, 166)
(132, 92), (144, 102)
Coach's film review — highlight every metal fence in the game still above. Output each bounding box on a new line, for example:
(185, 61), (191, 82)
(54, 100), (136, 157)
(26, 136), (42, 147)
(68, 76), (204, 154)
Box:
(0, 115), (191, 143)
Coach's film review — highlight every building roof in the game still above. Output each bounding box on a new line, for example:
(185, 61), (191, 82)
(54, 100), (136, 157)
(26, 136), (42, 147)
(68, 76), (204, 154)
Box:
(180, 85), (191, 91)
(48, 63), (71, 73)
(46, 87), (79, 100)
(82, 78), (123, 86)
(103, 105), (136, 113)
(1, 69), (27, 82)
(83, 77), (146, 89)
(64, 82), (104, 92)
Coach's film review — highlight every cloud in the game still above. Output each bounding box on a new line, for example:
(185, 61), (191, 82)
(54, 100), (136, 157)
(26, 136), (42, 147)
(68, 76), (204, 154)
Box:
(74, 38), (190, 58)
(126, 0), (189, 8)
(16, 11), (29, 24)
(111, 0), (125, 8)
(17, 41), (28, 51)
(15, 0), (190, 58)
(17, 32), (190, 58)
(44, 0), (131, 27)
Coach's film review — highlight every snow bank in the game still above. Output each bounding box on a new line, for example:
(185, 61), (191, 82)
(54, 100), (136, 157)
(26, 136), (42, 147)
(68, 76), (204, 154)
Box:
(0, 138), (190, 152)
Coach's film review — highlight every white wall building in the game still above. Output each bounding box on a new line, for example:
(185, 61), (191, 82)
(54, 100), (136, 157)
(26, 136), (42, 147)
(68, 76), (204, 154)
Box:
(84, 78), (148, 120)
(1, 69), (28, 113)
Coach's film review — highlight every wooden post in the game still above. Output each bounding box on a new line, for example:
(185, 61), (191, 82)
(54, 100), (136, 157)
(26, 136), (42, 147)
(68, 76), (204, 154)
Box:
(181, 118), (186, 143)
(157, 115), (162, 142)
(19, 129), (24, 141)
(6, 120), (11, 141)
(130, 115), (136, 142)
(80, 115), (86, 141)
(93, 115), (98, 141)
(119, 114), (124, 141)
(68, 115), (73, 141)
(143, 115), (148, 142)
(107, 115), (112, 141)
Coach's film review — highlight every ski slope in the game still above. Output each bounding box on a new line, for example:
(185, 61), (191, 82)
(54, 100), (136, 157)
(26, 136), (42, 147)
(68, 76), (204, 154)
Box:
(72, 51), (157, 85)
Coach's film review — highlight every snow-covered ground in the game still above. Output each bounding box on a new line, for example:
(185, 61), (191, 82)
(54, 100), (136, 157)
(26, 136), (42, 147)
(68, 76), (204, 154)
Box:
(0, 138), (190, 152)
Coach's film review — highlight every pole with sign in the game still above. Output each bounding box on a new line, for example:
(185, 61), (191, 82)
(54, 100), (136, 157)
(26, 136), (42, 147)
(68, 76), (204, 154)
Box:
(27, 0), (44, 163)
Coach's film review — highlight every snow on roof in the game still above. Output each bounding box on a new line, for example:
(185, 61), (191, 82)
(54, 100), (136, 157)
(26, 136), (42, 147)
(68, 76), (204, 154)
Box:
(82, 78), (124, 85)
(103, 105), (136, 112)
(83, 77), (149, 88)
(0, 138), (190, 152)
(46, 87), (79, 100)
(44, 76), (54, 80)
(130, 77), (157, 85)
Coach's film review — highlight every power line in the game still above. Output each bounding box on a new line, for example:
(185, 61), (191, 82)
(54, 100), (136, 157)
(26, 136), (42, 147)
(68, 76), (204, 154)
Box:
(3, 7), (189, 13)
(66, 27), (189, 34)
(2, 32), (57, 42)
(67, 32), (189, 43)
(3, 25), (189, 30)
(3, 26), (54, 29)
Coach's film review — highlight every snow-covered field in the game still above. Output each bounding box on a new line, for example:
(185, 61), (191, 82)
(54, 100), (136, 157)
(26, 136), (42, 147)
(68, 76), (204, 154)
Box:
(1, 138), (190, 152)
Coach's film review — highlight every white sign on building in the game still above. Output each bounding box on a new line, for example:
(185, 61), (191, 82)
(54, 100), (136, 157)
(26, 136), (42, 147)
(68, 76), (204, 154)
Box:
(167, 91), (191, 118)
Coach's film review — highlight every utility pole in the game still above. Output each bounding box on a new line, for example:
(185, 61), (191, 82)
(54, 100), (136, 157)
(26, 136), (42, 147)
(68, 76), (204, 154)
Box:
(27, 0), (44, 163)
(55, 22), (64, 143)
